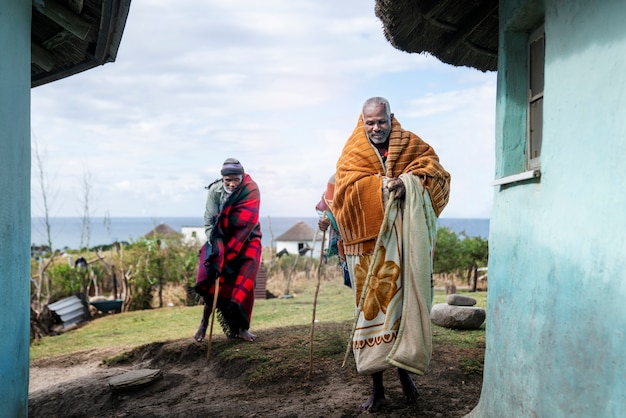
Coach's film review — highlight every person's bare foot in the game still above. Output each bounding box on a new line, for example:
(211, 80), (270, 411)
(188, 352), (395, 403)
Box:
(194, 305), (211, 342)
(397, 368), (419, 403)
(361, 393), (386, 412)
(194, 320), (208, 342)
(238, 329), (256, 342)
(362, 371), (386, 412)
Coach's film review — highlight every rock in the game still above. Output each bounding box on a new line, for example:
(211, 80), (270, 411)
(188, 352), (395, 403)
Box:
(109, 369), (162, 391)
(446, 294), (477, 306)
(430, 303), (485, 330)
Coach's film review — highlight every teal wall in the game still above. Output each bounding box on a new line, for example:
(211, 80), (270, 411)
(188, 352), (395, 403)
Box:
(470, 0), (626, 416)
(0, 0), (32, 416)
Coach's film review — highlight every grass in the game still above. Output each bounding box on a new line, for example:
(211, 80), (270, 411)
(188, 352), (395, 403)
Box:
(30, 277), (487, 363)
(431, 289), (487, 349)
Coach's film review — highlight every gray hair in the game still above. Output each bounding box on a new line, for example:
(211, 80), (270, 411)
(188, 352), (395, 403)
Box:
(362, 97), (391, 120)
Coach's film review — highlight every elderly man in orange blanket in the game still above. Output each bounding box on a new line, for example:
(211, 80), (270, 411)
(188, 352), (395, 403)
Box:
(333, 97), (451, 412)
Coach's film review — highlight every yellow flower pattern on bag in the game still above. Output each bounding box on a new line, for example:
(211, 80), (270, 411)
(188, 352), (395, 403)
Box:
(354, 247), (400, 321)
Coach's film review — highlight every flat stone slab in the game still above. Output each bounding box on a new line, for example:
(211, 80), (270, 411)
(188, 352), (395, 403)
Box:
(109, 369), (162, 391)
(446, 294), (477, 306)
(430, 303), (485, 330)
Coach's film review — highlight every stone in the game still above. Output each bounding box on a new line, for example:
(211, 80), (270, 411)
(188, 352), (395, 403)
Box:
(109, 369), (162, 391)
(430, 303), (485, 330)
(446, 294), (477, 306)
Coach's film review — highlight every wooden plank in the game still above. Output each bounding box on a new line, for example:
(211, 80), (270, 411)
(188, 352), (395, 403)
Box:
(33, 0), (92, 40)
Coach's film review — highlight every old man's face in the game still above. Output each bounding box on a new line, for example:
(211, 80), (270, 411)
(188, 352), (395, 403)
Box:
(223, 174), (243, 193)
(362, 104), (391, 144)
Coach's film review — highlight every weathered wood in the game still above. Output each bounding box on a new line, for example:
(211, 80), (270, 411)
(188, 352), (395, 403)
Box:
(31, 42), (55, 71)
(42, 29), (74, 50)
(32, 0), (91, 40)
(207, 279), (220, 362)
(68, 0), (84, 14)
(308, 224), (326, 380)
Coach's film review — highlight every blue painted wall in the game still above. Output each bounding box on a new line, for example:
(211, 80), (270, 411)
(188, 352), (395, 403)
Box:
(0, 1), (32, 416)
(470, 0), (626, 416)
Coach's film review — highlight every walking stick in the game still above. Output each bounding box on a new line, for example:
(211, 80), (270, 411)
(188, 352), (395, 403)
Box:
(206, 277), (220, 362)
(308, 215), (327, 379)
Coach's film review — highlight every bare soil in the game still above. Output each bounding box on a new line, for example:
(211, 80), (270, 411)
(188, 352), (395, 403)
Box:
(29, 322), (483, 418)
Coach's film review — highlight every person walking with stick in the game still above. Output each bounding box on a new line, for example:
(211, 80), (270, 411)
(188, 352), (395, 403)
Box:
(194, 158), (262, 353)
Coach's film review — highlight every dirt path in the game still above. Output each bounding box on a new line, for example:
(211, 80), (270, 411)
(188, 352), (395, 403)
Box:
(29, 331), (483, 417)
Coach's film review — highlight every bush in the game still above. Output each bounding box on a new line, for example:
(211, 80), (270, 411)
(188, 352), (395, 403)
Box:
(433, 227), (488, 288)
(46, 263), (74, 300)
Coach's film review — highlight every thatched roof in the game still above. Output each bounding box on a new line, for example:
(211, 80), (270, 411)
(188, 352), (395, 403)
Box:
(144, 224), (181, 240)
(375, 0), (498, 72)
(275, 221), (316, 242)
(31, 0), (131, 87)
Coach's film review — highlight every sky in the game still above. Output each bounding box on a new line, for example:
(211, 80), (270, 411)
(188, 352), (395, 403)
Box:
(31, 0), (497, 220)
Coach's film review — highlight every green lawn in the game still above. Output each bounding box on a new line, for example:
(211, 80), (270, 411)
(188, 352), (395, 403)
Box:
(30, 278), (486, 361)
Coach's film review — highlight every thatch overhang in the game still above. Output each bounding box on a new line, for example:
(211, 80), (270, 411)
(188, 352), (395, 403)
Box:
(31, 0), (131, 88)
(375, 0), (499, 72)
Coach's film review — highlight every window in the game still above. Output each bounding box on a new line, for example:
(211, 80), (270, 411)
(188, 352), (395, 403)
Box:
(493, 7), (544, 186)
(527, 25), (544, 170)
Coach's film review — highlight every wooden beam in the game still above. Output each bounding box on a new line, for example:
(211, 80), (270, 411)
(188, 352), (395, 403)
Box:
(429, 18), (457, 31)
(32, 0), (91, 40)
(31, 42), (56, 71)
(465, 40), (498, 57)
(68, 0), (84, 14)
(422, 0), (450, 20)
(422, 0), (457, 31)
(444, 0), (498, 55)
(42, 29), (74, 50)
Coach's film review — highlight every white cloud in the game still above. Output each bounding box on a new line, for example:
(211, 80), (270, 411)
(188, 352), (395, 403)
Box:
(31, 0), (496, 220)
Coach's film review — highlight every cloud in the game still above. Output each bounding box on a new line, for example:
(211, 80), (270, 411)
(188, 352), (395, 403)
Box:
(405, 81), (497, 218)
(31, 0), (496, 220)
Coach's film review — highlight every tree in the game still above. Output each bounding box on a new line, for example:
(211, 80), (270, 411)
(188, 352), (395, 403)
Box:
(433, 227), (488, 291)
(79, 167), (94, 251)
(31, 140), (59, 308)
(459, 233), (489, 291)
(433, 227), (461, 277)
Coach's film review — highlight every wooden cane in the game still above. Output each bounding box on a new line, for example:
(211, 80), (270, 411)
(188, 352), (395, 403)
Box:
(308, 215), (327, 379)
(206, 277), (220, 362)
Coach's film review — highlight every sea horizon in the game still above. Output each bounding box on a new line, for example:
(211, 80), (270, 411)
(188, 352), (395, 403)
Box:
(31, 216), (490, 250)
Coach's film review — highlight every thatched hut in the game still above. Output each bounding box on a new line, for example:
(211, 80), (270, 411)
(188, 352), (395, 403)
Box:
(275, 221), (323, 258)
(143, 224), (181, 240)
(375, 1), (626, 416)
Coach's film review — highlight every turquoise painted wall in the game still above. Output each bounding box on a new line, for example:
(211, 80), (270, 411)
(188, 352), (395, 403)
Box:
(470, 0), (626, 416)
(0, 1), (32, 416)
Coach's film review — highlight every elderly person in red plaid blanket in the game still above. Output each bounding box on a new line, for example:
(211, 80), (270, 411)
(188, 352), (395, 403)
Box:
(194, 158), (262, 343)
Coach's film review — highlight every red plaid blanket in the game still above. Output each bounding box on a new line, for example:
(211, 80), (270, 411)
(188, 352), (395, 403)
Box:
(195, 174), (262, 336)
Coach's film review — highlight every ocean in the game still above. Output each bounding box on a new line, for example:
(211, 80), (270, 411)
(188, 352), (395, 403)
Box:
(30, 216), (489, 250)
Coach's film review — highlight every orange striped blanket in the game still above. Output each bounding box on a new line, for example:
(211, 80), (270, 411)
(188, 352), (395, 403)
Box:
(334, 115), (450, 256)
